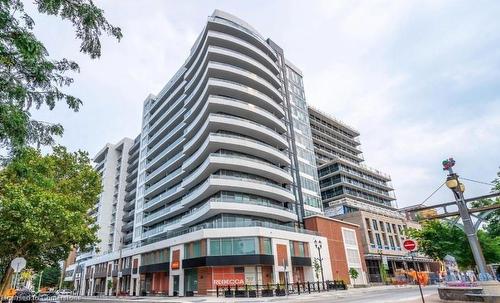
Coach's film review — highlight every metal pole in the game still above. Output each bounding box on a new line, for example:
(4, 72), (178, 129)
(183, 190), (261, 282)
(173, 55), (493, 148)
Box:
(447, 172), (491, 280)
(318, 247), (325, 289)
(115, 245), (123, 297)
(38, 271), (43, 292)
(13, 264), (19, 289)
(412, 254), (425, 303)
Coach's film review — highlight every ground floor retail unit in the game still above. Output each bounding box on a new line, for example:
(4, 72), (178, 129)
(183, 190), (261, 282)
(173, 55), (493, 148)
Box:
(70, 227), (334, 296)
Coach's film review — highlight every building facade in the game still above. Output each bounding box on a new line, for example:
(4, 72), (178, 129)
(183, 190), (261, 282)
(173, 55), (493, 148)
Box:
(308, 107), (436, 283)
(91, 138), (135, 254)
(304, 216), (368, 285)
(70, 10), (336, 297)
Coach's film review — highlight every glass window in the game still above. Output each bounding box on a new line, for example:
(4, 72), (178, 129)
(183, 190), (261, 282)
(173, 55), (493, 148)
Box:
(372, 219), (378, 230)
(193, 241), (201, 258)
(221, 238), (232, 255)
(233, 237), (256, 255)
(375, 233), (382, 247)
(262, 238), (272, 255)
(210, 239), (220, 256)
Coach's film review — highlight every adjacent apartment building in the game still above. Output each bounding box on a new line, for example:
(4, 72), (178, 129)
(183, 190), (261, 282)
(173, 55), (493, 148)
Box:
(69, 10), (338, 297)
(308, 107), (436, 283)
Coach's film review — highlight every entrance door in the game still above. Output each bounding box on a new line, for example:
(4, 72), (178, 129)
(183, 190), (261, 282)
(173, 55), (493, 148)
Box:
(173, 275), (179, 296)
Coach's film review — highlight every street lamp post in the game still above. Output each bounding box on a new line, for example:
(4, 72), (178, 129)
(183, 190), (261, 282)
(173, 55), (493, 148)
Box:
(442, 158), (491, 281)
(314, 240), (325, 290)
(377, 249), (385, 284)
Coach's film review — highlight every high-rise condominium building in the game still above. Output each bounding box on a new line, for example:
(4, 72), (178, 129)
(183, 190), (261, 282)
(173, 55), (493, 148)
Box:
(91, 138), (135, 254)
(73, 10), (335, 297)
(308, 106), (396, 215)
(308, 108), (436, 283)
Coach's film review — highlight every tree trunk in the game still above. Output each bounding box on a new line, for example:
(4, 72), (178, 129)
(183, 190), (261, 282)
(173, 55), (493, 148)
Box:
(0, 266), (13, 295)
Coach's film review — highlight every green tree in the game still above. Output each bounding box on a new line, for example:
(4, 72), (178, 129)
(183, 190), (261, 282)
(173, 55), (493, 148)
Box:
(0, 0), (122, 155)
(0, 146), (101, 293)
(33, 264), (61, 288)
(470, 169), (500, 237)
(313, 258), (322, 281)
(349, 268), (359, 286)
(408, 220), (500, 269)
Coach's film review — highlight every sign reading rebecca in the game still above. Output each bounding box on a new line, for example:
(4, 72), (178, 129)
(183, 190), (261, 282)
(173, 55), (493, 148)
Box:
(213, 279), (245, 286)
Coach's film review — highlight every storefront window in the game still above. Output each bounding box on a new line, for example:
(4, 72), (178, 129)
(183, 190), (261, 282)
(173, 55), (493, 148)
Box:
(233, 237), (256, 255)
(221, 238), (232, 255)
(209, 237), (265, 256)
(209, 239), (220, 256)
(184, 268), (198, 293)
(262, 238), (272, 255)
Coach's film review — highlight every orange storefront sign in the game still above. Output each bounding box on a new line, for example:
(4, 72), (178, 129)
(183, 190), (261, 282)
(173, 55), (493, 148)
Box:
(171, 249), (180, 269)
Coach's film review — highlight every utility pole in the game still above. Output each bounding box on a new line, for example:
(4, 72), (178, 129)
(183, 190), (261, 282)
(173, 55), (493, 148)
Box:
(442, 158), (491, 281)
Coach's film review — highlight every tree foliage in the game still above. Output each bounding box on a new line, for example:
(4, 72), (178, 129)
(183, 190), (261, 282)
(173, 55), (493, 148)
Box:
(0, 0), (121, 154)
(0, 146), (101, 291)
(33, 264), (61, 289)
(471, 169), (500, 238)
(408, 220), (500, 269)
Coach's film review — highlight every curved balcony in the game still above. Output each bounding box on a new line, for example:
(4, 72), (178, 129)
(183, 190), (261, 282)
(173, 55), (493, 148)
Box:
(183, 113), (288, 157)
(181, 153), (292, 191)
(206, 46), (280, 88)
(147, 106), (185, 150)
(148, 94), (186, 140)
(145, 151), (183, 185)
(186, 30), (279, 81)
(186, 59), (282, 104)
(180, 175), (294, 210)
(145, 136), (184, 172)
(184, 95), (286, 141)
(142, 185), (183, 213)
(144, 167), (183, 199)
(183, 133), (290, 171)
(142, 196), (297, 238)
(148, 79), (186, 126)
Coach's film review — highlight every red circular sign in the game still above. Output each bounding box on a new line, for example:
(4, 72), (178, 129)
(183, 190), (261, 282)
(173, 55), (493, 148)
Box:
(403, 239), (417, 251)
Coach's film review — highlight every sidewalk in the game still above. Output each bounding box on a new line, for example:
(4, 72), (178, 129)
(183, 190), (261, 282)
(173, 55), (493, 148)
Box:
(77, 285), (437, 303)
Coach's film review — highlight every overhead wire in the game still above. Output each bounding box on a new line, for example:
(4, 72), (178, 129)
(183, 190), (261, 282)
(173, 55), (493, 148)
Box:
(417, 181), (446, 206)
(461, 177), (495, 187)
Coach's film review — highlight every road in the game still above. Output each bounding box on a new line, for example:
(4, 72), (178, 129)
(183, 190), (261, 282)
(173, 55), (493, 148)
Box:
(72, 285), (439, 303)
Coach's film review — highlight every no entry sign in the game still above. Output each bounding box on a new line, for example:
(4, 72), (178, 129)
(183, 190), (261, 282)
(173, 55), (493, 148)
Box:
(403, 239), (417, 251)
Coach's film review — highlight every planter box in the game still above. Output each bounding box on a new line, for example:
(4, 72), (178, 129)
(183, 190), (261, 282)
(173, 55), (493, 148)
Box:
(248, 290), (257, 297)
(262, 289), (274, 297)
(438, 287), (483, 302)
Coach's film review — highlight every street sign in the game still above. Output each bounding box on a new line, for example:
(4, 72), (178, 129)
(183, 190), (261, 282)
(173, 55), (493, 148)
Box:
(10, 257), (26, 273)
(403, 239), (417, 252)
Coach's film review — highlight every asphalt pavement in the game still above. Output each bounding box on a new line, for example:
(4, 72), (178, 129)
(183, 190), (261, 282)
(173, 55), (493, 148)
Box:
(70, 285), (443, 303)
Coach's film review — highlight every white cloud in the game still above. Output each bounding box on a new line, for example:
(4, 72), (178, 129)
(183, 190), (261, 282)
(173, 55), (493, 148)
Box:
(24, 1), (500, 208)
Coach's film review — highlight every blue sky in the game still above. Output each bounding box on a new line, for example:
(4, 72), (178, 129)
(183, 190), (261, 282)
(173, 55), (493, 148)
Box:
(28, 0), (500, 207)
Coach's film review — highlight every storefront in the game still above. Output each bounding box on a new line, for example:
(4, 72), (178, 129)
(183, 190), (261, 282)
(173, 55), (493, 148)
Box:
(139, 248), (170, 295)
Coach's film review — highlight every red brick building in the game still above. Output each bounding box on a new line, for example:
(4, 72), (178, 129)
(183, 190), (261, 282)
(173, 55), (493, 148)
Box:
(304, 215), (368, 285)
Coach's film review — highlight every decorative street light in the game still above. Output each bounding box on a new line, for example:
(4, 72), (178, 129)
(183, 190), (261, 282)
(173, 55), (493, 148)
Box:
(314, 239), (325, 289)
(442, 158), (491, 281)
(377, 249), (385, 283)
